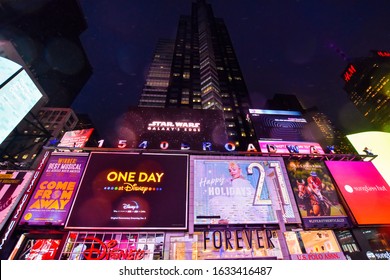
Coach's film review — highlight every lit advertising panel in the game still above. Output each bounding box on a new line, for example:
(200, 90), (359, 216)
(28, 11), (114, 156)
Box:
(285, 160), (349, 228)
(192, 156), (301, 225)
(65, 152), (188, 230)
(285, 230), (345, 260)
(114, 107), (228, 151)
(249, 109), (315, 142)
(60, 232), (164, 260)
(19, 154), (89, 226)
(259, 140), (325, 154)
(0, 57), (44, 144)
(58, 128), (94, 148)
(325, 161), (390, 225)
(347, 131), (390, 185)
(8, 233), (63, 260)
(0, 170), (34, 231)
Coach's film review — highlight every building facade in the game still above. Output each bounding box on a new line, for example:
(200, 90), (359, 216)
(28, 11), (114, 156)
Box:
(341, 50), (390, 132)
(138, 0), (255, 149)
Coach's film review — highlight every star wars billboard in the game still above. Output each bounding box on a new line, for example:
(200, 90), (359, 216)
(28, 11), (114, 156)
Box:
(192, 155), (300, 225)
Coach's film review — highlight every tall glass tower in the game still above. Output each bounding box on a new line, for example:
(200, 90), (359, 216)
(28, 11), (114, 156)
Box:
(139, 0), (254, 149)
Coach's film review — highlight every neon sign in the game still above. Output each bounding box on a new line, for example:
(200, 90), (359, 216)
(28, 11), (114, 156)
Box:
(377, 51), (390, 57)
(343, 64), (356, 82)
(82, 237), (145, 260)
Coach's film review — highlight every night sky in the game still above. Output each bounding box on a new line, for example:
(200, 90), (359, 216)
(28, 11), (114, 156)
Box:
(71, 0), (390, 141)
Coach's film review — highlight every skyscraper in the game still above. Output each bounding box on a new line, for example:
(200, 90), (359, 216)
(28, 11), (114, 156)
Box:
(138, 0), (254, 149)
(341, 50), (390, 132)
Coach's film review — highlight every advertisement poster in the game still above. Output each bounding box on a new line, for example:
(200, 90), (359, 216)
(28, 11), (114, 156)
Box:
(259, 141), (325, 155)
(9, 233), (62, 260)
(58, 128), (94, 148)
(60, 232), (164, 260)
(192, 156), (300, 225)
(113, 107), (228, 151)
(284, 230), (345, 260)
(65, 152), (188, 230)
(325, 161), (390, 225)
(19, 154), (89, 226)
(285, 160), (349, 228)
(0, 170), (34, 231)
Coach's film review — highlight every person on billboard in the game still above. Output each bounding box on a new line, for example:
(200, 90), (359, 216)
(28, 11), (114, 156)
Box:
(208, 161), (266, 224)
(297, 171), (331, 216)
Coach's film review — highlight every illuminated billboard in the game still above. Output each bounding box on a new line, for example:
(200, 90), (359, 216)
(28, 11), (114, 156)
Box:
(249, 109), (324, 154)
(65, 152), (188, 230)
(347, 131), (390, 185)
(192, 156), (301, 225)
(285, 160), (349, 228)
(113, 107), (227, 151)
(325, 161), (390, 225)
(0, 170), (34, 231)
(249, 109), (315, 142)
(0, 57), (46, 145)
(19, 154), (89, 226)
(8, 233), (63, 260)
(58, 128), (94, 148)
(259, 140), (325, 155)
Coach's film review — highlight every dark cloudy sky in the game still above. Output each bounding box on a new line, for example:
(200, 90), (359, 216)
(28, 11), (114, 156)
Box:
(72, 0), (390, 141)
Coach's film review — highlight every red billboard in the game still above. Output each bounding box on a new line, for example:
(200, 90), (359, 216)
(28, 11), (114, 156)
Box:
(192, 156), (301, 225)
(19, 153), (89, 226)
(325, 161), (390, 225)
(58, 128), (94, 148)
(65, 152), (188, 230)
(285, 160), (349, 228)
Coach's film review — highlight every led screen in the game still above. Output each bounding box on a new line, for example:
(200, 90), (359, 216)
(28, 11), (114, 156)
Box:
(58, 128), (94, 148)
(249, 109), (315, 142)
(0, 58), (44, 144)
(347, 131), (390, 185)
(325, 161), (390, 225)
(65, 152), (188, 230)
(285, 160), (349, 228)
(114, 107), (228, 151)
(192, 156), (300, 225)
(19, 154), (89, 226)
(259, 140), (325, 155)
(0, 170), (34, 231)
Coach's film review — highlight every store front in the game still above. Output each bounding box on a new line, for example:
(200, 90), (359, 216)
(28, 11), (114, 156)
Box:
(166, 228), (281, 260)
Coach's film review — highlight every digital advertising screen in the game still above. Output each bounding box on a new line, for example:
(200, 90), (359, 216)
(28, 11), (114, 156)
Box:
(248, 109), (315, 142)
(65, 152), (188, 230)
(285, 160), (349, 228)
(113, 107), (228, 151)
(60, 231), (164, 260)
(58, 128), (94, 148)
(259, 140), (325, 155)
(347, 131), (390, 185)
(0, 57), (45, 145)
(325, 161), (390, 225)
(192, 156), (301, 225)
(8, 233), (63, 260)
(0, 170), (34, 231)
(19, 154), (89, 226)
